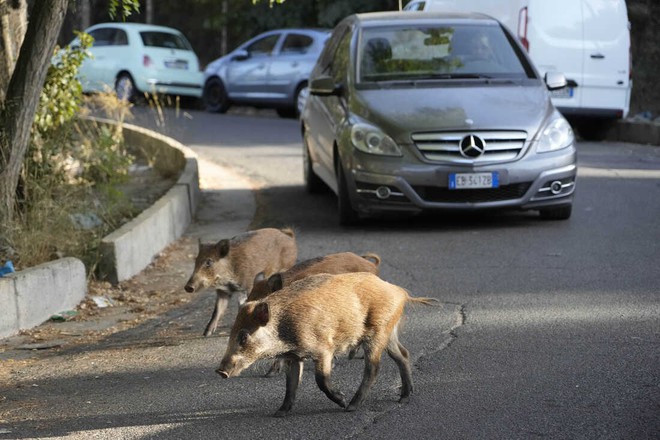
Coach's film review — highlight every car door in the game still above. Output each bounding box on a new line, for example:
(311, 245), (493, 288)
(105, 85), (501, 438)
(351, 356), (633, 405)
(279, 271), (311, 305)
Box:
(224, 32), (281, 99)
(79, 27), (128, 92)
(267, 32), (316, 100)
(305, 26), (352, 190)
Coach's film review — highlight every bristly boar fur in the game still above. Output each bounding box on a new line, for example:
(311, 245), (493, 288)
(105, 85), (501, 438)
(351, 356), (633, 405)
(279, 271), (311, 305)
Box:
(247, 251), (382, 377)
(217, 272), (436, 416)
(184, 227), (297, 336)
(247, 251), (381, 302)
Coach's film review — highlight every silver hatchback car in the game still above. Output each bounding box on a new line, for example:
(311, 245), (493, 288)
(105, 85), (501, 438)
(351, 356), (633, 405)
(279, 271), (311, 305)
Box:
(203, 28), (330, 118)
(302, 12), (577, 224)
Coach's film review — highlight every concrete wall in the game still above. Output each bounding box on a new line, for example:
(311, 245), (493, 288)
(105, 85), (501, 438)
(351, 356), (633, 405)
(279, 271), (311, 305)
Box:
(0, 121), (200, 339)
(0, 258), (87, 337)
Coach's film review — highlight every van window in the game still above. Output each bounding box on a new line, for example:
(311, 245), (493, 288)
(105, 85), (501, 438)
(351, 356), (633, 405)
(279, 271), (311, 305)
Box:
(140, 31), (192, 51)
(359, 24), (532, 82)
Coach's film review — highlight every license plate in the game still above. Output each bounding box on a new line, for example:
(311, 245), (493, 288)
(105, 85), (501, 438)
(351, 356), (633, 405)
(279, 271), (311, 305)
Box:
(449, 172), (499, 189)
(165, 60), (188, 69)
(551, 87), (573, 99)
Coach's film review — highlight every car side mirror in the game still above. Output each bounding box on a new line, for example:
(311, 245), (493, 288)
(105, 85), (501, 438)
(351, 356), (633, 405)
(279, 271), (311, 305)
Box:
(232, 49), (250, 62)
(310, 76), (342, 96)
(545, 71), (567, 91)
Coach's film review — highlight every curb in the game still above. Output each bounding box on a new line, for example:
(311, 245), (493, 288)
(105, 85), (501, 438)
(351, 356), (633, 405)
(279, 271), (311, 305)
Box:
(606, 119), (660, 146)
(0, 121), (200, 339)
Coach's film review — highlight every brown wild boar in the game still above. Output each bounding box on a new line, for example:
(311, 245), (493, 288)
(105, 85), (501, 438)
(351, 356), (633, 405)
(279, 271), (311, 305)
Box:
(216, 272), (435, 416)
(247, 251), (381, 301)
(247, 251), (382, 376)
(184, 228), (297, 336)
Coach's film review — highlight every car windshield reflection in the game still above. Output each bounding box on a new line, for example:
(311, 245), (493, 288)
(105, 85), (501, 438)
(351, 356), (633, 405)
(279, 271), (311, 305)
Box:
(358, 24), (531, 83)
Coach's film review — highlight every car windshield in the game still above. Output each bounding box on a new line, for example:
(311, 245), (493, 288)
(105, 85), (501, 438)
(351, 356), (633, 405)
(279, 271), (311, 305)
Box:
(140, 31), (192, 51)
(358, 23), (531, 83)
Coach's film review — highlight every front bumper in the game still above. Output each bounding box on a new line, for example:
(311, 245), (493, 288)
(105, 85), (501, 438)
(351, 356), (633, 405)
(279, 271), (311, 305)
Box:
(345, 147), (577, 215)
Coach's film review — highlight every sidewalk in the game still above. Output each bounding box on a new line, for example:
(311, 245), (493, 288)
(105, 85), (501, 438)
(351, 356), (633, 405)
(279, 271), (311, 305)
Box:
(0, 158), (256, 360)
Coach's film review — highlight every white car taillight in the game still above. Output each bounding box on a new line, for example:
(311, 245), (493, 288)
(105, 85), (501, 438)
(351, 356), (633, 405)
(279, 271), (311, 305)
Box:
(143, 55), (153, 68)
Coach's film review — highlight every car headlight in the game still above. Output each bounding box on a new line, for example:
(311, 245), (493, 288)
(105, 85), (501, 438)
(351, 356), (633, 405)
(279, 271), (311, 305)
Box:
(350, 122), (402, 156)
(537, 116), (574, 153)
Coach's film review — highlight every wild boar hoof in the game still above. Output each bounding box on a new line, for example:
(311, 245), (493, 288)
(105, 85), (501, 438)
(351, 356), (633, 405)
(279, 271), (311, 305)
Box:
(345, 404), (358, 412)
(398, 396), (411, 404)
(273, 409), (289, 418)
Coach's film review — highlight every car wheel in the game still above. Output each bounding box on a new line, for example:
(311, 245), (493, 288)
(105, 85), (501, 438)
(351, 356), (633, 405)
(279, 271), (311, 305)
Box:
(303, 132), (325, 194)
(276, 107), (296, 118)
(203, 77), (230, 113)
(336, 160), (359, 226)
(539, 205), (572, 220)
(115, 73), (137, 102)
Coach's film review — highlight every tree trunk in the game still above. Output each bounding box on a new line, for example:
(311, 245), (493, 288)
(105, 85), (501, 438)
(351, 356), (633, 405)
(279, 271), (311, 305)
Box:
(0, 0), (28, 102)
(0, 0), (69, 225)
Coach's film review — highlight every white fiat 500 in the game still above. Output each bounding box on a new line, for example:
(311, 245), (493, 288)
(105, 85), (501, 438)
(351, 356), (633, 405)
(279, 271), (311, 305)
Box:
(74, 22), (203, 101)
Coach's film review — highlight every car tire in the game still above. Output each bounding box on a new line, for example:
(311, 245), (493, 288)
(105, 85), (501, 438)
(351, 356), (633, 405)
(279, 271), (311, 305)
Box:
(115, 73), (137, 102)
(539, 205), (572, 220)
(303, 132), (325, 194)
(276, 83), (309, 119)
(203, 77), (230, 113)
(336, 160), (359, 226)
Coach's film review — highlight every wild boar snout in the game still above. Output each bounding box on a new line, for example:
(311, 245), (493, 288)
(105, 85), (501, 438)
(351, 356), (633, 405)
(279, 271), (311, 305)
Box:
(184, 284), (195, 293)
(216, 368), (229, 378)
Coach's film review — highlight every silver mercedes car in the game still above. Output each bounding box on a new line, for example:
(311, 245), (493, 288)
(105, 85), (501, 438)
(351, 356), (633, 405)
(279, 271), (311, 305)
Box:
(301, 12), (577, 224)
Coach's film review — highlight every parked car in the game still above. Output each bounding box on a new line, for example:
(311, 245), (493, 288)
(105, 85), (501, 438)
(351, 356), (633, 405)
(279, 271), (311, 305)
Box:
(74, 22), (203, 101)
(202, 28), (330, 118)
(302, 11), (577, 225)
(404, 0), (632, 140)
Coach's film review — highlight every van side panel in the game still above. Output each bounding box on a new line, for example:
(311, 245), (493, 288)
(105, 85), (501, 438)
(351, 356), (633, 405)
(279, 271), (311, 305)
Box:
(526, 1), (585, 110)
(579, 0), (631, 117)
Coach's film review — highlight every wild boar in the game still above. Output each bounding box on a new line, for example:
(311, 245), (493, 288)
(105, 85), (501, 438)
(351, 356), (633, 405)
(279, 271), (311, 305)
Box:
(216, 272), (435, 416)
(247, 251), (381, 301)
(184, 227), (297, 336)
(247, 251), (382, 376)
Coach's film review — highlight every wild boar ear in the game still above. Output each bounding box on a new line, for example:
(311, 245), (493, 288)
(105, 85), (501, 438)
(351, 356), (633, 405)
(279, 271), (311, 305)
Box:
(215, 239), (230, 258)
(253, 302), (270, 326)
(267, 273), (284, 292)
(254, 272), (266, 284)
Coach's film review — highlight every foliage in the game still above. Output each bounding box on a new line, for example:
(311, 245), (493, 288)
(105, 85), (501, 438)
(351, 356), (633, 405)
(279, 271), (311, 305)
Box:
(33, 32), (92, 134)
(108, 0), (141, 20)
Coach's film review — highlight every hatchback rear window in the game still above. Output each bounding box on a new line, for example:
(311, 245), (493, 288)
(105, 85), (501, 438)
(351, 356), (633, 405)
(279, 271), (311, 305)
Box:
(140, 31), (192, 50)
(359, 23), (534, 82)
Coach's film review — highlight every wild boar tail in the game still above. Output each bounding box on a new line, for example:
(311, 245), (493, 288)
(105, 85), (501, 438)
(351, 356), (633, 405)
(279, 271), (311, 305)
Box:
(280, 227), (296, 239)
(361, 253), (381, 267)
(401, 287), (438, 306)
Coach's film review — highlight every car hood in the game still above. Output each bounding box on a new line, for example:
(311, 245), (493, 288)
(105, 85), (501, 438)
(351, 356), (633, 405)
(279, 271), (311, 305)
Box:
(352, 82), (551, 142)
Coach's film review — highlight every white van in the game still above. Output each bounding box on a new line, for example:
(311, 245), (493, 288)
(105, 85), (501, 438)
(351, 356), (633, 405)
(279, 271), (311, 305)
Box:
(403, 0), (632, 140)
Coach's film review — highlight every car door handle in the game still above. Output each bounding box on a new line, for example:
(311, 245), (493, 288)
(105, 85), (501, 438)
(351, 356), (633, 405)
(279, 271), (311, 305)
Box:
(590, 53), (605, 59)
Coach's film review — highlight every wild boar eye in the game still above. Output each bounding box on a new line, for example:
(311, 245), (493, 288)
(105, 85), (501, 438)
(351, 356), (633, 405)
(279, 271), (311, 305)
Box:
(204, 259), (213, 268)
(238, 330), (249, 346)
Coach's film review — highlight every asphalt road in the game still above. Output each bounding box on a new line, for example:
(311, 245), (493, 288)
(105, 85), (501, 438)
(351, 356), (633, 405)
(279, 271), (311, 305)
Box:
(2, 106), (659, 439)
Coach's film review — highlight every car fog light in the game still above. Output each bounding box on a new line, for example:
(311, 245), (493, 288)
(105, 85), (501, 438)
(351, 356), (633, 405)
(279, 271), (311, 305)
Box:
(550, 181), (563, 195)
(376, 186), (391, 199)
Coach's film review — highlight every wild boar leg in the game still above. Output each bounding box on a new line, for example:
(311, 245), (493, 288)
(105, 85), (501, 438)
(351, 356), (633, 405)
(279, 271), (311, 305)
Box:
(203, 290), (230, 337)
(274, 359), (303, 417)
(265, 358), (286, 377)
(314, 353), (347, 408)
(386, 329), (413, 403)
(346, 344), (383, 412)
